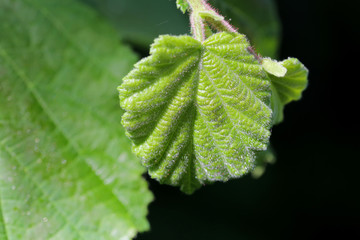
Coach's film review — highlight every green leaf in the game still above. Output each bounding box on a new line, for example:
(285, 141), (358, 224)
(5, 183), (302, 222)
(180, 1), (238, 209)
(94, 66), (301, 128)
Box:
(268, 58), (309, 124)
(176, 0), (190, 13)
(0, 0), (152, 239)
(210, 0), (281, 58)
(119, 32), (273, 194)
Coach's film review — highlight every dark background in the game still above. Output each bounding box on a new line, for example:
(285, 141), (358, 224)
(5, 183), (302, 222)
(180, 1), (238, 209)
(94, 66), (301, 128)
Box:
(133, 0), (360, 239)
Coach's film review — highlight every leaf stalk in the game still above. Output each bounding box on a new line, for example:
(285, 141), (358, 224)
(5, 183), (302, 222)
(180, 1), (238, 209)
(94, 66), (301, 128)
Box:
(185, 0), (237, 41)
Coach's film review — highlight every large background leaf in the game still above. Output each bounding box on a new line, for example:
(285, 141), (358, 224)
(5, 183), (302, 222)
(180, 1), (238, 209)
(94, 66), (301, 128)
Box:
(0, 0), (152, 239)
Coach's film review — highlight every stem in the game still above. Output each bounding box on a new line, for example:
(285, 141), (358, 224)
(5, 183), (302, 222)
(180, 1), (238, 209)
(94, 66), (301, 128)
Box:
(185, 0), (237, 41)
(187, 0), (207, 41)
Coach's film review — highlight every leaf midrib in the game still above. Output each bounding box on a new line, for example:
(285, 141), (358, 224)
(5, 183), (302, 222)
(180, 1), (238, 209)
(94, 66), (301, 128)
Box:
(26, 0), (134, 216)
(202, 51), (269, 140)
(201, 67), (255, 170)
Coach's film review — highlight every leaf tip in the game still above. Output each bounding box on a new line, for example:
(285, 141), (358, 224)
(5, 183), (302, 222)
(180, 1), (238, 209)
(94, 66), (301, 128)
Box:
(262, 58), (287, 77)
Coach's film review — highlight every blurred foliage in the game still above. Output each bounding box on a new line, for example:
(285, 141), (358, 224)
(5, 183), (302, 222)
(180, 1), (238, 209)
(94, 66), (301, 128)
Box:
(210, 0), (281, 57)
(82, 0), (189, 49)
(253, 147), (276, 178)
(82, 0), (281, 57)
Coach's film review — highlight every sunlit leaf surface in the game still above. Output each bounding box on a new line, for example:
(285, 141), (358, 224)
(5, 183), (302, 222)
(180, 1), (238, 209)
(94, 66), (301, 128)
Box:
(119, 32), (273, 194)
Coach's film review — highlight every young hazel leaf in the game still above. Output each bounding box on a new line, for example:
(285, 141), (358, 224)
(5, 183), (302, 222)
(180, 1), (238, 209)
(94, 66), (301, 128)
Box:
(119, 32), (273, 194)
(269, 58), (308, 124)
(176, 0), (190, 13)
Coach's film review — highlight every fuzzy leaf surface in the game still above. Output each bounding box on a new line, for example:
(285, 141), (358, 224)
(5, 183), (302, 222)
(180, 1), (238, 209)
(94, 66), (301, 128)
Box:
(119, 32), (272, 194)
(0, 0), (152, 239)
(269, 58), (308, 124)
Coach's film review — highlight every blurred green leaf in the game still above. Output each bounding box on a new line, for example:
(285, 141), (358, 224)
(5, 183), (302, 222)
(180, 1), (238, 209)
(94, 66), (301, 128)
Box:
(82, 0), (280, 57)
(0, 0), (152, 239)
(253, 147), (276, 178)
(210, 0), (281, 57)
(82, 0), (189, 49)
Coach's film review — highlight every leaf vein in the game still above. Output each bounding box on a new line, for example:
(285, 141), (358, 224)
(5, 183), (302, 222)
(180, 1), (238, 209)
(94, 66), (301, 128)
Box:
(0, 141), (84, 239)
(206, 50), (270, 120)
(201, 67), (266, 145)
